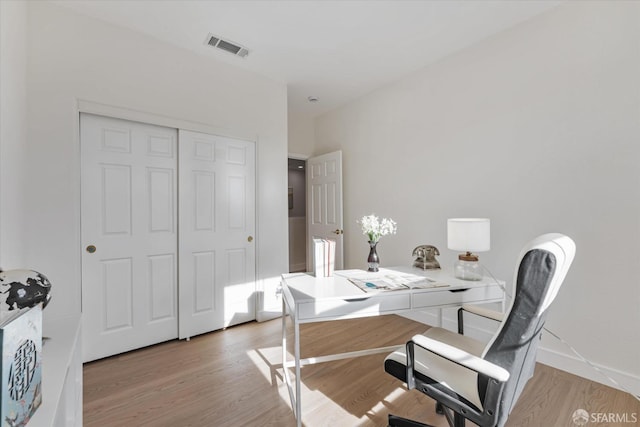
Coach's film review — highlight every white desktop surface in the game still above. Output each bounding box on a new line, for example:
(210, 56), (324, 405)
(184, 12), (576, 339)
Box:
(282, 267), (503, 323)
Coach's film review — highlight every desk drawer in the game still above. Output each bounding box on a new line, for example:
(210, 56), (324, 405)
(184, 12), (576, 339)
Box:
(413, 286), (503, 309)
(297, 293), (411, 321)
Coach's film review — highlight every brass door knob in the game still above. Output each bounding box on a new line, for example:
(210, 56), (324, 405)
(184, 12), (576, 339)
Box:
(332, 229), (343, 235)
(247, 236), (253, 242)
(86, 245), (97, 253)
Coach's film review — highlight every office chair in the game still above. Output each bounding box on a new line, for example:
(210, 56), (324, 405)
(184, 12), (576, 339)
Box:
(384, 233), (575, 427)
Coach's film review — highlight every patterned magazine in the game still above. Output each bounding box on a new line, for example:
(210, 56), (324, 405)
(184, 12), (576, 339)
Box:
(0, 304), (42, 427)
(346, 272), (449, 293)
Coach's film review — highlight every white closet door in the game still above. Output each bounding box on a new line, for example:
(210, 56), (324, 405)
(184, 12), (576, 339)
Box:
(178, 130), (256, 339)
(81, 113), (178, 362)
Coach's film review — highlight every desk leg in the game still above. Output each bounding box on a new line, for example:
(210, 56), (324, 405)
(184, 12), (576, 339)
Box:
(294, 318), (302, 427)
(282, 298), (302, 427)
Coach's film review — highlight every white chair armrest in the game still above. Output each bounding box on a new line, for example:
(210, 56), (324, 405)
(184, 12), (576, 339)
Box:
(461, 304), (505, 322)
(410, 334), (510, 383)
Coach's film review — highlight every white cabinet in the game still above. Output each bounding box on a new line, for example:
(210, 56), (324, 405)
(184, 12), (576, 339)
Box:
(29, 315), (82, 427)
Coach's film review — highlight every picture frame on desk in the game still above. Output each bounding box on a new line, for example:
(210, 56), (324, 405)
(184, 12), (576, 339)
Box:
(0, 304), (43, 426)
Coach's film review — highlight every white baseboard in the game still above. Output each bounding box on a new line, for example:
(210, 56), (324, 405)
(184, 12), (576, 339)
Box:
(289, 262), (306, 273)
(400, 311), (640, 398)
(537, 346), (640, 397)
(256, 309), (281, 323)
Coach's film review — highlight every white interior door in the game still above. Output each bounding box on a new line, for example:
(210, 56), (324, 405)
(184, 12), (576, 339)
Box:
(178, 130), (256, 339)
(80, 114), (178, 362)
(307, 150), (344, 270)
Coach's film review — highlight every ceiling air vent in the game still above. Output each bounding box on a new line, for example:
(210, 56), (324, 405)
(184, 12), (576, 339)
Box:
(205, 33), (249, 58)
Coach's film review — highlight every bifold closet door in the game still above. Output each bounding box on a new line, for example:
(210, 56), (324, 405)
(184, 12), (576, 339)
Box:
(178, 130), (256, 339)
(81, 113), (179, 362)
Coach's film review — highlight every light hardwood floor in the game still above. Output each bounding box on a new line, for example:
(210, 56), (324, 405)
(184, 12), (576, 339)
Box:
(84, 316), (639, 427)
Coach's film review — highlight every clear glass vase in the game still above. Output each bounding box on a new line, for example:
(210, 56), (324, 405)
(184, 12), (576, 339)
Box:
(453, 259), (482, 281)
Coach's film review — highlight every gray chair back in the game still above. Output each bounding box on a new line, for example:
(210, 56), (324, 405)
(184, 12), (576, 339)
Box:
(479, 233), (575, 426)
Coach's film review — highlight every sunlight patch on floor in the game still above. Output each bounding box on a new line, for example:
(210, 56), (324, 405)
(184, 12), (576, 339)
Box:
(246, 346), (283, 385)
(247, 346), (414, 426)
(362, 386), (406, 421)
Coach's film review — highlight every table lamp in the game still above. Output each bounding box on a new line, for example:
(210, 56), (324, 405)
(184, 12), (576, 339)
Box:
(447, 218), (490, 281)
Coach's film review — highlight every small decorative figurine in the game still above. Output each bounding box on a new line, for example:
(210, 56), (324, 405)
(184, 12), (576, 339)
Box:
(0, 269), (52, 311)
(412, 245), (441, 270)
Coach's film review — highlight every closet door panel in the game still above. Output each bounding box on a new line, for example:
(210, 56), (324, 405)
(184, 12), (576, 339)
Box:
(81, 113), (178, 362)
(178, 130), (256, 339)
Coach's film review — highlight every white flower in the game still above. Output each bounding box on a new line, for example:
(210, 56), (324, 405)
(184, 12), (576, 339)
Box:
(358, 214), (397, 242)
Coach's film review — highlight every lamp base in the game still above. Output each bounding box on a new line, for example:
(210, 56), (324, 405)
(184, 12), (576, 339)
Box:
(454, 258), (482, 281)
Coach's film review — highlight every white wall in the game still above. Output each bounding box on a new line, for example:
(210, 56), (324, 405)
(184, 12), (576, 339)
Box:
(288, 110), (316, 157)
(0, 0), (28, 269)
(315, 1), (640, 393)
(22, 3), (288, 322)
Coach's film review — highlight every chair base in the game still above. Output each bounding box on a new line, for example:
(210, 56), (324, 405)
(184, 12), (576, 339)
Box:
(388, 414), (434, 427)
(388, 404), (466, 427)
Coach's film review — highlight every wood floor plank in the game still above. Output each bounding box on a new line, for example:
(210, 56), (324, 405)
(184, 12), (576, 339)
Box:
(84, 315), (639, 427)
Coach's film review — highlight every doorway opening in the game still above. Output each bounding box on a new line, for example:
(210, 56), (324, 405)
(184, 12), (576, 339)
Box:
(288, 158), (307, 272)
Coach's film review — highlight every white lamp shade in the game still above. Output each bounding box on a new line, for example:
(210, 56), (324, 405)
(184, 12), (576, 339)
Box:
(447, 218), (491, 252)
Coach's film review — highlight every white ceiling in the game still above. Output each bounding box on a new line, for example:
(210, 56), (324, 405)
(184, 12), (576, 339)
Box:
(52, 0), (562, 119)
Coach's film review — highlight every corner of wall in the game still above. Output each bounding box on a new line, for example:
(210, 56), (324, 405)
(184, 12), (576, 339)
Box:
(0, 0), (28, 268)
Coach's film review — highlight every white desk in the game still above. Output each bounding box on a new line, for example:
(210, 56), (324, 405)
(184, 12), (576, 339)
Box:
(281, 267), (504, 427)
